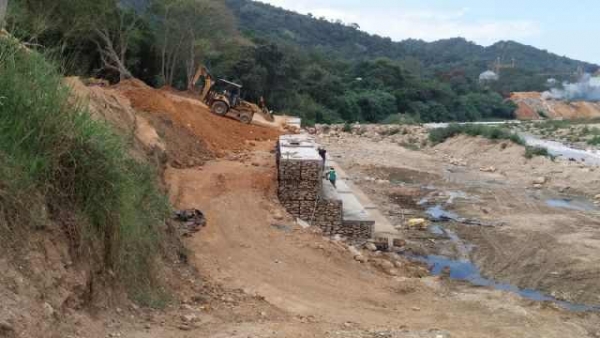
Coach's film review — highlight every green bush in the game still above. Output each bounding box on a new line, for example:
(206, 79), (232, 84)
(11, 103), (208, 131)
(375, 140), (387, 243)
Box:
(0, 38), (169, 305)
(587, 136), (600, 146)
(524, 146), (553, 159)
(428, 124), (525, 145)
(342, 122), (352, 133)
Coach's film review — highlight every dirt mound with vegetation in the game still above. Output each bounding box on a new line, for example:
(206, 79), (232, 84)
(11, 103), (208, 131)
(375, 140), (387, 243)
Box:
(67, 77), (215, 169)
(115, 80), (281, 157)
(511, 92), (600, 120)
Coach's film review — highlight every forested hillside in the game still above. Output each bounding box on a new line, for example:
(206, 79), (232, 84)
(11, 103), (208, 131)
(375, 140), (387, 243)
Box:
(228, 0), (597, 76)
(5, 0), (598, 124)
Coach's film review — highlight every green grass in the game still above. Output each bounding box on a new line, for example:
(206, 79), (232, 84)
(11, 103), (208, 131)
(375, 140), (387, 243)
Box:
(0, 38), (170, 305)
(428, 124), (525, 146)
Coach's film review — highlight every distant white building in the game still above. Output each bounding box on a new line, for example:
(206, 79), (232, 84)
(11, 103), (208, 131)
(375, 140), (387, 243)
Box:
(479, 70), (499, 83)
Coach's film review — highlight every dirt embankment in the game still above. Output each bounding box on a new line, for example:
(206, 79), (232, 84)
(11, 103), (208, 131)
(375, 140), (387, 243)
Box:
(115, 80), (281, 158)
(511, 92), (600, 120)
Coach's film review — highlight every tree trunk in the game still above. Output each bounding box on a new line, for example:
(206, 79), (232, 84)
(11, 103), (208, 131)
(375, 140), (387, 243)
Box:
(0, 0), (8, 29)
(160, 6), (171, 85)
(186, 31), (196, 91)
(94, 29), (132, 80)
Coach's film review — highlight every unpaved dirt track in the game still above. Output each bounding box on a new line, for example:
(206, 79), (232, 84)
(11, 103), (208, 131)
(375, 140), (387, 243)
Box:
(152, 142), (600, 338)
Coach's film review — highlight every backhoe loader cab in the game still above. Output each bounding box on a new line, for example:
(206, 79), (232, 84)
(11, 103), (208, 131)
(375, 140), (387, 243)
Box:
(208, 79), (242, 111)
(205, 79), (255, 123)
(193, 65), (274, 124)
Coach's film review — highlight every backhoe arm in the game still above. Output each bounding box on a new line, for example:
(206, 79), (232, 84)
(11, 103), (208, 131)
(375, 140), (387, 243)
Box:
(191, 65), (213, 102)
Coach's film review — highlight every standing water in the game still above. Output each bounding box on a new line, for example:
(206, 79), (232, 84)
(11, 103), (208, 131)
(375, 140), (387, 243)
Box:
(406, 223), (600, 312)
(520, 133), (600, 165)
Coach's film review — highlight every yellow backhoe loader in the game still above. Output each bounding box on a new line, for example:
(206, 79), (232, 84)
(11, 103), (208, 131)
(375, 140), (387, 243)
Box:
(192, 66), (274, 124)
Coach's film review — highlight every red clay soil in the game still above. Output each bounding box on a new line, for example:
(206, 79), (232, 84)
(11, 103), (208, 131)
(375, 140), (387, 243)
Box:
(115, 79), (281, 157)
(515, 101), (540, 120)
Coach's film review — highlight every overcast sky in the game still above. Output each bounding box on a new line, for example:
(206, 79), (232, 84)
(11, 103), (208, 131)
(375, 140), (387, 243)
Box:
(257, 0), (600, 65)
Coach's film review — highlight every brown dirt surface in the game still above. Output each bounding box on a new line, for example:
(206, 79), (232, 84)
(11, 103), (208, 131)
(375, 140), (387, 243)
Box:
(319, 129), (600, 312)
(115, 79), (281, 157)
(515, 101), (540, 120)
(65, 77), (166, 163)
(150, 140), (600, 337)
(141, 112), (213, 168)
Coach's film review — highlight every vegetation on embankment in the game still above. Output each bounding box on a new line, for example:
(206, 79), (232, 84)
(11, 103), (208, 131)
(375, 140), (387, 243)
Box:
(0, 37), (170, 305)
(429, 124), (525, 145)
(428, 124), (554, 159)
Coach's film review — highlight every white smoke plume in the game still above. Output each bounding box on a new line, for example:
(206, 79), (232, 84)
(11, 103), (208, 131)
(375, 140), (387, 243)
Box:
(542, 74), (600, 102)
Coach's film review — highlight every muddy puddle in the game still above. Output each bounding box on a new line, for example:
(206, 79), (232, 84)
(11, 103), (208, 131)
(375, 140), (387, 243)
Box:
(408, 220), (600, 312)
(546, 198), (598, 212)
(409, 252), (600, 312)
(529, 190), (599, 212)
(425, 205), (460, 222)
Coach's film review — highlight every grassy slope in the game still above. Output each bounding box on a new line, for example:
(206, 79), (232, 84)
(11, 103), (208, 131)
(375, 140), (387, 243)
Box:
(0, 37), (169, 305)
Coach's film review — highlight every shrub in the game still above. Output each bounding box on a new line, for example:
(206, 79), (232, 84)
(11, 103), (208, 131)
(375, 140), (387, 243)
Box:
(0, 38), (169, 305)
(537, 110), (548, 119)
(587, 136), (600, 146)
(428, 124), (525, 146)
(342, 122), (352, 133)
(524, 146), (553, 159)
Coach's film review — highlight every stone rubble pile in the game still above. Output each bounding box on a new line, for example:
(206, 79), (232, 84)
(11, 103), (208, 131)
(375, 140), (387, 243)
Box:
(311, 123), (429, 148)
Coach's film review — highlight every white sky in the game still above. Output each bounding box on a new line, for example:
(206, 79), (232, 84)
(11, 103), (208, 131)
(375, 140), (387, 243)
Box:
(257, 0), (600, 64)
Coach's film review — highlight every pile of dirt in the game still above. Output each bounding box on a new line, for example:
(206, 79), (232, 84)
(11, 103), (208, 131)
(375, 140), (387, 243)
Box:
(65, 77), (166, 164)
(142, 113), (213, 168)
(511, 91), (600, 120)
(115, 80), (281, 157)
(68, 77), (213, 168)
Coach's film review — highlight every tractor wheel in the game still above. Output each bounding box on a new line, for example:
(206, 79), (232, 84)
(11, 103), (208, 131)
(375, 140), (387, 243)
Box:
(211, 101), (229, 116)
(239, 114), (252, 124)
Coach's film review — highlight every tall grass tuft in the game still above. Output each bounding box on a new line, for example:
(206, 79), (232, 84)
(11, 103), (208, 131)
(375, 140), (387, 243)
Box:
(0, 38), (170, 305)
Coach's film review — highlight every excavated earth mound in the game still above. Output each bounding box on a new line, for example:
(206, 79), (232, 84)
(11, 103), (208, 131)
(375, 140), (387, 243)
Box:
(66, 77), (212, 168)
(511, 92), (600, 120)
(115, 80), (281, 157)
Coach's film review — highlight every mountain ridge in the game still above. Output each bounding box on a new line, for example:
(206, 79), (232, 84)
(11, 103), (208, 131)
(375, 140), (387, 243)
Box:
(228, 0), (598, 75)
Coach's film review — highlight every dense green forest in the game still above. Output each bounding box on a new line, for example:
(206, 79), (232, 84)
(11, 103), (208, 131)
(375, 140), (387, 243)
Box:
(5, 0), (599, 124)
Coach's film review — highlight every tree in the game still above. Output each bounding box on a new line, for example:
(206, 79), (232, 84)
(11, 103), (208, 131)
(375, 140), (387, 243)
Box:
(90, 3), (142, 80)
(150, 0), (236, 88)
(28, 0), (145, 80)
(0, 0), (7, 29)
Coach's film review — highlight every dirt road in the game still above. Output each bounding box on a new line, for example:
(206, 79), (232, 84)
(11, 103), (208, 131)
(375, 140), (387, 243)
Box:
(121, 140), (600, 337)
